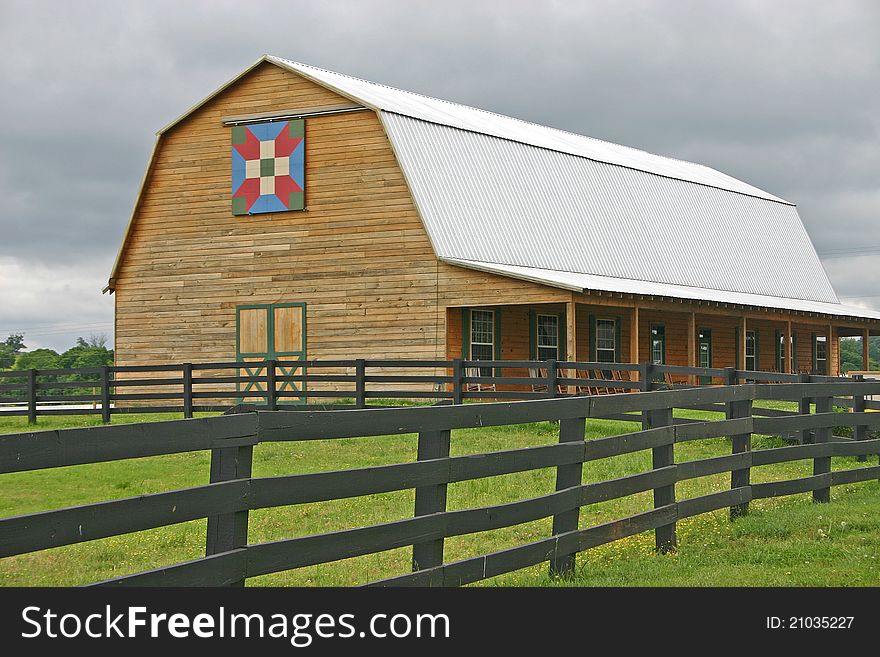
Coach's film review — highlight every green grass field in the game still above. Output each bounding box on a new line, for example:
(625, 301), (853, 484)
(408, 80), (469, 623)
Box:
(0, 403), (878, 587)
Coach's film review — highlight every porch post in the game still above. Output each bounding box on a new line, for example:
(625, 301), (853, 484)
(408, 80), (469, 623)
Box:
(785, 320), (793, 374)
(829, 323), (835, 375)
(864, 328), (871, 371)
(687, 312), (696, 385)
(630, 305), (640, 365)
(566, 299), (577, 394)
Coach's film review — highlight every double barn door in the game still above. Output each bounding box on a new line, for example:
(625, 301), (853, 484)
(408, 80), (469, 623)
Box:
(236, 302), (306, 405)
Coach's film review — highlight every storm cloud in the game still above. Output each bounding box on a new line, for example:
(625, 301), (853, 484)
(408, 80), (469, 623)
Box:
(1, 0), (878, 349)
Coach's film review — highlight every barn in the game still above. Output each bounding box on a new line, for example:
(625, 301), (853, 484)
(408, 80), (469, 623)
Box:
(107, 55), (880, 387)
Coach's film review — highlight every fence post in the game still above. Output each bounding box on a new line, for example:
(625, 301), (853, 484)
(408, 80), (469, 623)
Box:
(640, 362), (653, 430)
(725, 367), (752, 518)
(100, 365), (111, 424)
(547, 359), (558, 398)
(26, 369), (37, 424)
(852, 375), (867, 462)
(798, 373), (813, 444)
(647, 404), (676, 552)
(355, 359), (366, 409)
(265, 359), (277, 411)
(412, 429), (451, 575)
(182, 363), (194, 419)
(452, 359), (463, 405)
(550, 416), (586, 576)
(205, 426), (254, 587)
(813, 393), (832, 504)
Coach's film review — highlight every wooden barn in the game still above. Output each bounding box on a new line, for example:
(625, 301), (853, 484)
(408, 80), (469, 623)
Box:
(107, 55), (880, 387)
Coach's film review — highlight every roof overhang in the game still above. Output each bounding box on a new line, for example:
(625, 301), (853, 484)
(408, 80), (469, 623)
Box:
(442, 258), (880, 322)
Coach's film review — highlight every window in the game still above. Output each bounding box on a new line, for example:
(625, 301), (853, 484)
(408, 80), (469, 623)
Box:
(650, 324), (666, 365)
(745, 330), (756, 371)
(470, 309), (495, 375)
(596, 319), (616, 363)
(776, 332), (787, 372)
(536, 314), (559, 361)
(814, 335), (827, 375)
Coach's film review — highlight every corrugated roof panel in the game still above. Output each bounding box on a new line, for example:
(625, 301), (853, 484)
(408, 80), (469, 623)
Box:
(383, 113), (838, 303)
(269, 56), (787, 202)
(445, 259), (880, 320)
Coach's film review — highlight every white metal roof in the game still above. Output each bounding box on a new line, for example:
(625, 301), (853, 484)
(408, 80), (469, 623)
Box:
(269, 56), (787, 203)
(444, 258), (880, 320)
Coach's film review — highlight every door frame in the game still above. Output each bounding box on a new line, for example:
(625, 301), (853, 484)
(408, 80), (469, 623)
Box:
(236, 302), (307, 404)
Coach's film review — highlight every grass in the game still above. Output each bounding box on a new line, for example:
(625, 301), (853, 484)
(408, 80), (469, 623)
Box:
(0, 401), (878, 587)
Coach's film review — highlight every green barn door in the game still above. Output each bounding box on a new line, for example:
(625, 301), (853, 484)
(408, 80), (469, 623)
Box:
(236, 302), (307, 405)
(698, 328), (712, 384)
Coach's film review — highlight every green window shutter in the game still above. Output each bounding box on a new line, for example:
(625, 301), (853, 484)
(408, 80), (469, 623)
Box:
(528, 310), (537, 360)
(559, 310), (567, 361)
(615, 316), (622, 363)
(493, 308), (503, 376)
(735, 327), (740, 369)
(811, 332), (817, 374)
(461, 308), (470, 360)
(774, 329), (782, 371)
(661, 326), (666, 364)
(754, 329), (760, 370)
(493, 309), (502, 360)
(589, 315), (597, 361)
(792, 332), (798, 372)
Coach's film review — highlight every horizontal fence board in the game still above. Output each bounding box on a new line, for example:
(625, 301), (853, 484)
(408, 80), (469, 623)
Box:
(674, 416), (754, 442)
(676, 453), (752, 481)
(582, 427), (675, 461)
(752, 473), (833, 499)
(751, 443), (834, 466)
(677, 487), (751, 519)
(0, 414), (259, 473)
(831, 466), (880, 486)
(0, 480), (249, 558)
(580, 467), (677, 505)
(93, 549), (247, 587)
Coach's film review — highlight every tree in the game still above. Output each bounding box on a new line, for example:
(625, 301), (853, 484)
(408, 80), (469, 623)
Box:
(3, 333), (26, 354)
(13, 348), (61, 371)
(59, 337), (114, 370)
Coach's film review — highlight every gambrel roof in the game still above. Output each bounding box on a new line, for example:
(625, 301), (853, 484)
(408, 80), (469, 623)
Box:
(109, 55), (880, 320)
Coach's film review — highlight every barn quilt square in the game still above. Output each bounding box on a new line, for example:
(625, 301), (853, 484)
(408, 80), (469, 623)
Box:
(232, 120), (305, 215)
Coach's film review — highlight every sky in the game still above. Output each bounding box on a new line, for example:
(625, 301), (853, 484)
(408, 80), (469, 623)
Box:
(1, 0), (879, 352)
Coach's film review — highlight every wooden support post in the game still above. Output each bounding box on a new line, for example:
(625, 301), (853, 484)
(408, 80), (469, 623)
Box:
(412, 429), (451, 574)
(630, 305), (640, 367)
(266, 359), (277, 411)
(687, 312), (696, 385)
(864, 329), (871, 371)
(100, 365), (111, 424)
(725, 368), (752, 518)
(26, 369), (37, 425)
(829, 323), (835, 375)
(785, 320), (793, 374)
(567, 300), (577, 394)
(550, 416), (586, 576)
(355, 359), (366, 409)
(647, 405), (676, 552)
(813, 394), (832, 503)
(798, 373), (812, 444)
(182, 363), (193, 419)
(205, 440), (254, 586)
(452, 359), (463, 405)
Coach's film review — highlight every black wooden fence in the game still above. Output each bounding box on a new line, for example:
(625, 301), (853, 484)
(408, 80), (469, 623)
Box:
(1, 359), (877, 422)
(1, 379), (878, 586)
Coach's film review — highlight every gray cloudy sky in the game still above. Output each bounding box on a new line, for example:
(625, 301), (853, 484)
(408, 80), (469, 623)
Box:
(1, 0), (879, 351)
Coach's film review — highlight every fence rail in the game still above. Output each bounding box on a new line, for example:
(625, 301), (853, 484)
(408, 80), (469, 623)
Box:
(1, 359), (878, 422)
(0, 380), (879, 586)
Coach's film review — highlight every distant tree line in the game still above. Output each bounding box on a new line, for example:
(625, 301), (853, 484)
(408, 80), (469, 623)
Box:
(0, 334), (114, 400)
(840, 336), (879, 373)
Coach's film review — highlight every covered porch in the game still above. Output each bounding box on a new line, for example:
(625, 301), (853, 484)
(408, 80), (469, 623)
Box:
(447, 295), (878, 381)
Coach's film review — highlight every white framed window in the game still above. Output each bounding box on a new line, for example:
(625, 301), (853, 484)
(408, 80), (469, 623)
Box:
(815, 335), (827, 375)
(596, 318), (616, 363)
(470, 309), (495, 375)
(745, 330), (756, 371)
(536, 314), (559, 361)
(650, 324), (665, 365)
